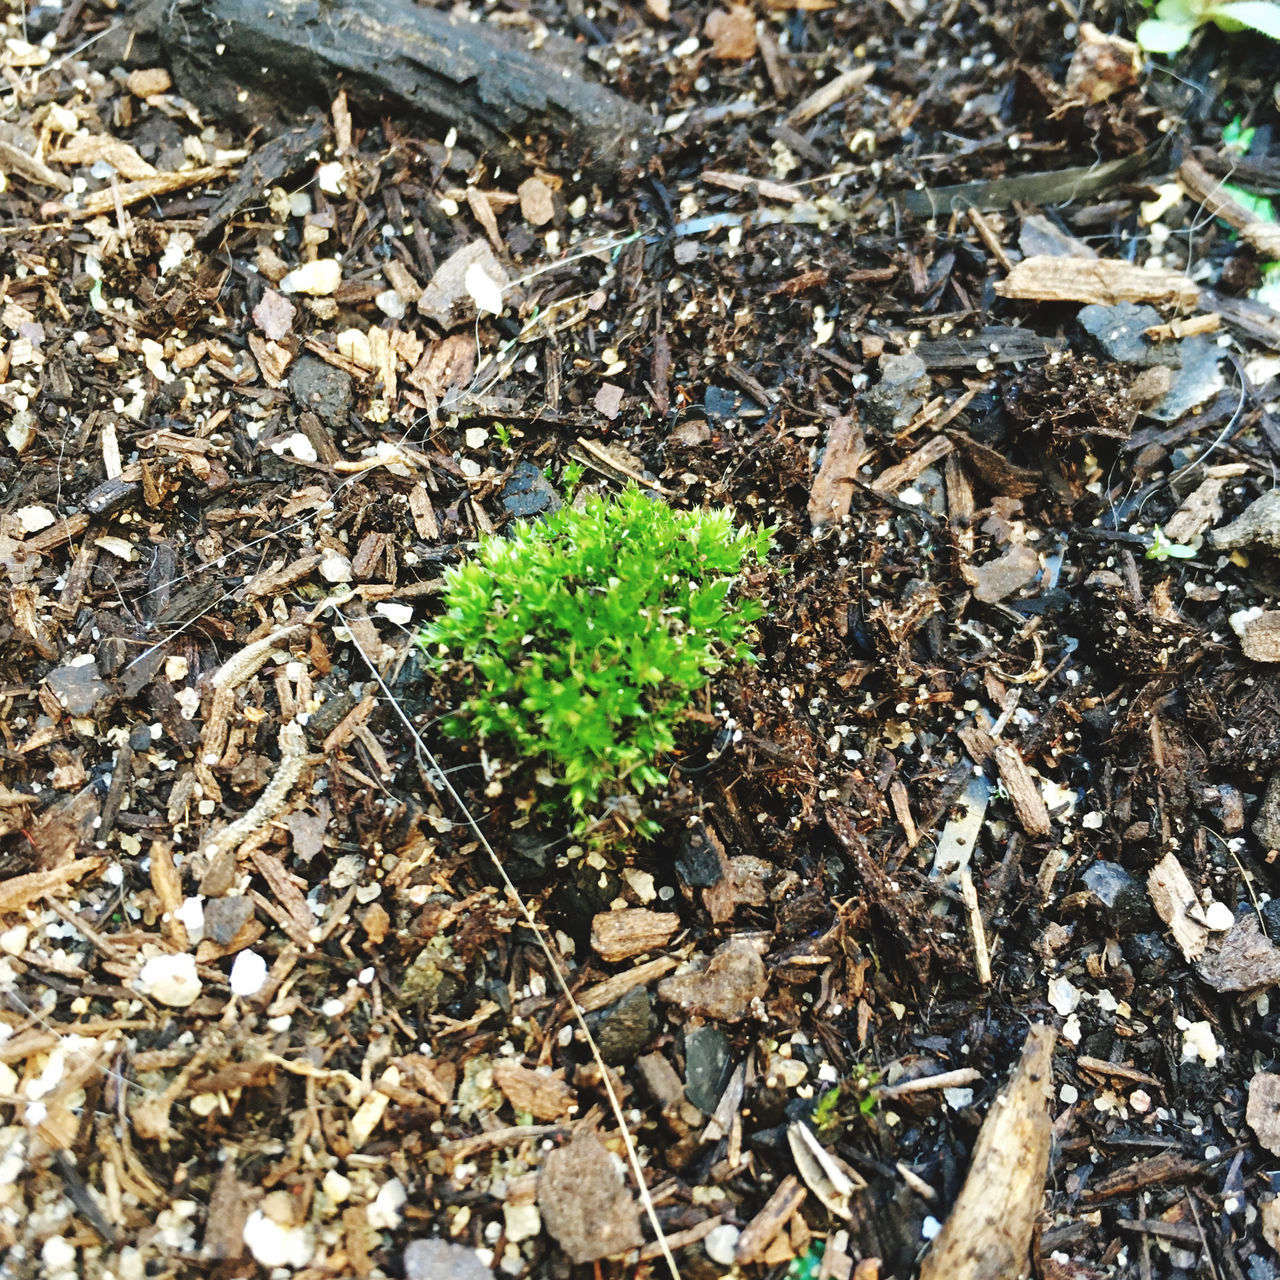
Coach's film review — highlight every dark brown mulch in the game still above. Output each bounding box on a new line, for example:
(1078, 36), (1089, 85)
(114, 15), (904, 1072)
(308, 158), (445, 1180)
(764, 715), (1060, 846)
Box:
(3, 1), (1280, 1278)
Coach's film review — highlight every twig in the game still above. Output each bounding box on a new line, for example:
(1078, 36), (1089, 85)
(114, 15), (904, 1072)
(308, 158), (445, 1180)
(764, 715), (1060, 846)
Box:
(329, 602), (682, 1280)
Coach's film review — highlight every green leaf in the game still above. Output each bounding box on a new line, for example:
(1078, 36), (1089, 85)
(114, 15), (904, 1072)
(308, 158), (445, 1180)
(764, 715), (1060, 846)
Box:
(1206, 0), (1280, 37)
(1135, 15), (1197, 49)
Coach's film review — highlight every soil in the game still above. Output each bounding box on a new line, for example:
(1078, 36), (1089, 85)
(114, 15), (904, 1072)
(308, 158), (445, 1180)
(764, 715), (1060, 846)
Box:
(2, 1), (1280, 1278)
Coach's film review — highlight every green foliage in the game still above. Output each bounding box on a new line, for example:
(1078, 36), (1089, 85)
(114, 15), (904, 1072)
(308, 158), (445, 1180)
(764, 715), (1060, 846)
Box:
(1136, 0), (1280, 54)
(1146, 524), (1197, 561)
(420, 486), (773, 838)
(811, 1085), (842, 1133)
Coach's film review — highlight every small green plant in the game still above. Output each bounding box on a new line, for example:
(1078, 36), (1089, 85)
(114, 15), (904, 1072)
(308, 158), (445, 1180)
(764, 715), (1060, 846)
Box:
(811, 1085), (842, 1133)
(420, 485), (772, 840)
(1135, 0), (1280, 54)
(1146, 524), (1197, 561)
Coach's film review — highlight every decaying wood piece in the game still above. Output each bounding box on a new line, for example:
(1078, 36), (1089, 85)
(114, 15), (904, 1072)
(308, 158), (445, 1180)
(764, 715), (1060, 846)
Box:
(1179, 157), (1280, 260)
(919, 1023), (1056, 1280)
(995, 255), (1199, 309)
(991, 742), (1052, 837)
(136, 0), (654, 178)
(590, 907), (681, 962)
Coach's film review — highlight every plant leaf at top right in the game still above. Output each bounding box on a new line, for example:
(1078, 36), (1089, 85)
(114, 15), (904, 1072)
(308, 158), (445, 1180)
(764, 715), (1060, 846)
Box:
(1135, 0), (1280, 55)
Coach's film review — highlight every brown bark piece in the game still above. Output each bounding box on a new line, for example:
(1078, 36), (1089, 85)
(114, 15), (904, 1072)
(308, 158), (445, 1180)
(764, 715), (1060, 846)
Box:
(492, 1062), (577, 1121)
(991, 743), (1052, 837)
(1198, 915), (1280, 993)
(657, 939), (766, 1022)
(590, 908), (680, 962)
(963, 544), (1040, 604)
(1179, 157), (1280, 260)
(1080, 1150), (1200, 1201)
(141, 0), (653, 179)
(538, 1129), (644, 1264)
(919, 1023), (1055, 1280)
(736, 1174), (807, 1263)
(995, 255), (1199, 308)
(1248, 1072), (1280, 1157)
(870, 434), (953, 495)
(809, 414), (868, 530)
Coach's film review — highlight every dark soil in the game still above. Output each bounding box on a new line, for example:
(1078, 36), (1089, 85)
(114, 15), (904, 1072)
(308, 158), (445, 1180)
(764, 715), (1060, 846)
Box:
(3, 1), (1280, 1278)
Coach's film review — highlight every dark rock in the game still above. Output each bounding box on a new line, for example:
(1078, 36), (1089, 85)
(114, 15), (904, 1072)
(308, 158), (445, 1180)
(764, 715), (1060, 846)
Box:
(1147, 336), (1223, 423)
(501, 461), (560, 519)
(863, 353), (929, 431)
(587, 986), (656, 1065)
(1122, 932), (1175, 982)
(1262, 900), (1280, 938)
(675, 821), (723, 888)
(289, 353), (353, 428)
(1081, 862), (1149, 932)
(1079, 302), (1171, 366)
(129, 724), (154, 751)
(683, 1025), (730, 1113)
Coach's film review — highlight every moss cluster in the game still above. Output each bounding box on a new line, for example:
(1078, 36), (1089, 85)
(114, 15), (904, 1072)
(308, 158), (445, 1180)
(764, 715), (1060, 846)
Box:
(420, 485), (772, 838)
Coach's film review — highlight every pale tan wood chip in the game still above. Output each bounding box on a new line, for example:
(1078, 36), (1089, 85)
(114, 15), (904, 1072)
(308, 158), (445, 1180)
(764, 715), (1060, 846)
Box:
(0, 857), (102, 915)
(73, 165), (232, 218)
(576, 955), (680, 1012)
(590, 908), (681, 962)
(702, 168), (806, 204)
(1147, 850), (1209, 962)
(918, 1023), (1056, 1280)
(995, 255), (1199, 308)
(787, 65), (875, 126)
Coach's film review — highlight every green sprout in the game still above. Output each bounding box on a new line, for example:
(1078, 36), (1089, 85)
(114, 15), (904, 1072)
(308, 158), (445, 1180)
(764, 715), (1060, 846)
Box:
(1146, 525), (1197, 561)
(812, 1085), (842, 1133)
(1135, 0), (1280, 55)
(420, 486), (772, 841)
(493, 422), (513, 450)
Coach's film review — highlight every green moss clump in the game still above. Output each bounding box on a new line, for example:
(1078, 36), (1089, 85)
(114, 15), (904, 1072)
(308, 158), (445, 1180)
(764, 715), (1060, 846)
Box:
(420, 485), (772, 839)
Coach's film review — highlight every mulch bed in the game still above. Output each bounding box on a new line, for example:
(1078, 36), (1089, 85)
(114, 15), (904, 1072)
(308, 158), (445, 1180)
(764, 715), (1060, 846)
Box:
(3, 1), (1280, 1277)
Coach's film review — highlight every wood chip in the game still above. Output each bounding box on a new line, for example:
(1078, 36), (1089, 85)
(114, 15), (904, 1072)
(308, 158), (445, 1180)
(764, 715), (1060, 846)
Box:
(787, 65), (875, 126)
(1178, 157), (1280, 260)
(995, 255), (1199, 309)
(538, 1128), (644, 1264)
(590, 908), (680, 962)
(991, 742), (1052, 837)
(1147, 851), (1209, 962)
(492, 1063), (577, 1120)
(870, 433), (952, 495)
(736, 1174), (806, 1263)
(809, 413), (868, 529)
(918, 1024), (1055, 1280)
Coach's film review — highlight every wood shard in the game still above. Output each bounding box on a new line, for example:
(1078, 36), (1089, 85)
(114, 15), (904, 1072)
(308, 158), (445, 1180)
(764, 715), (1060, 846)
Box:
(590, 907), (680, 962)
(996, 255), (1199, 309)
(1147, 851), (1209, 962)
(809, 414), (868, 529)
(991, 743), (1052, 837)
(919, 1023), (1056, 1280)
(736, 1174), (806, 1263)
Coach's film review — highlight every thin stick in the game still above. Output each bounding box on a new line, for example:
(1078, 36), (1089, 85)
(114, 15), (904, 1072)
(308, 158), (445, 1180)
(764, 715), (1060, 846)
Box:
(330, 602), (681, 1280)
